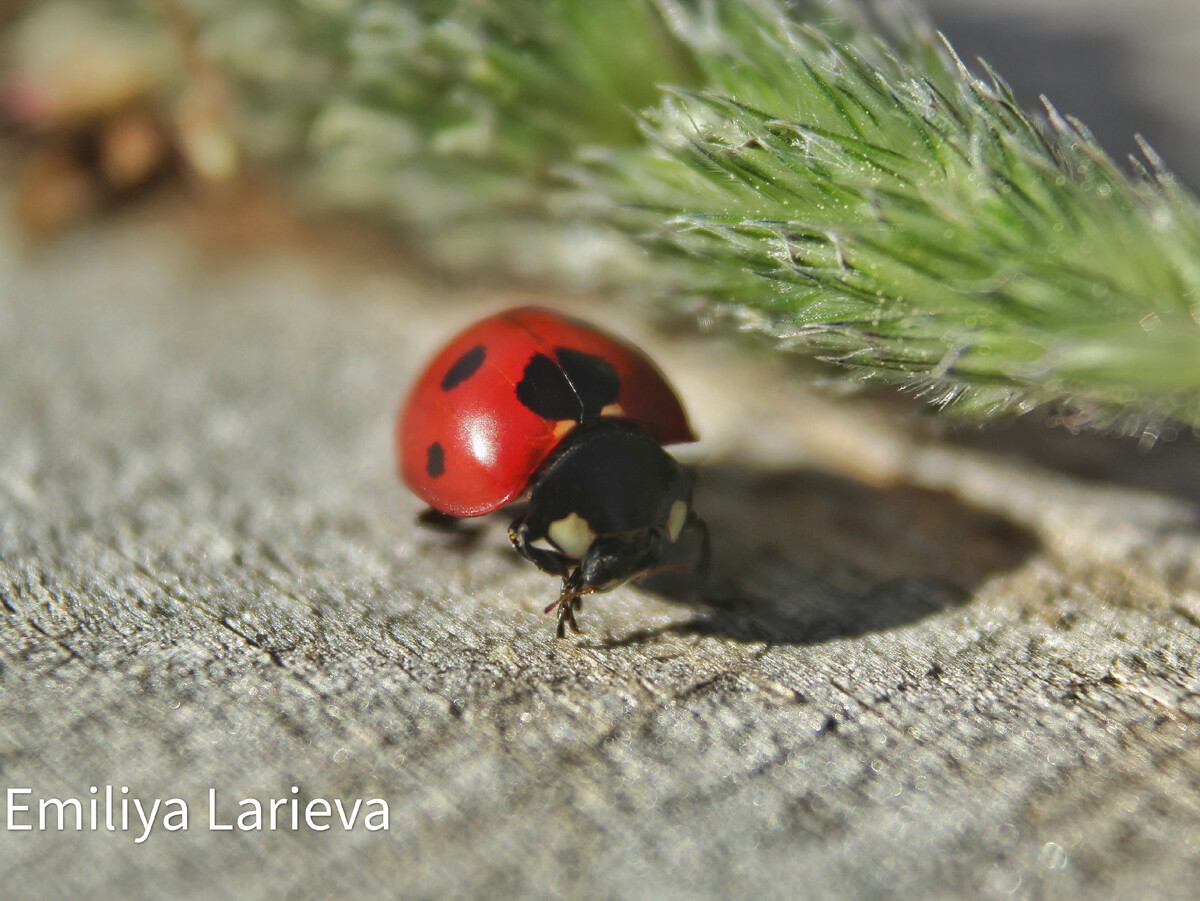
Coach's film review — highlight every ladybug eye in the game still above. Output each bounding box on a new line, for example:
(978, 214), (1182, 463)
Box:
(425, 442), (446, 478)
(440, 344), (487, 391)
(516, 348), (619, 421)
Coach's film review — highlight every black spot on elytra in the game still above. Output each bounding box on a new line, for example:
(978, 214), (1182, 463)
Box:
(426, 442), (445, 478)
(516, 347), (619, 422)
(440, 344), (486, 391)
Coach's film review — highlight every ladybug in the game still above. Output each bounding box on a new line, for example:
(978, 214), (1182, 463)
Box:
(397, 307), (707, 636)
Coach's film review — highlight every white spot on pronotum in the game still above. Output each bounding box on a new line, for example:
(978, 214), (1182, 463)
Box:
(552, 420), (576, 439)
(600, 403), (625, 418)
(666, 500), (688, 542)
(548, 513), (596, 559)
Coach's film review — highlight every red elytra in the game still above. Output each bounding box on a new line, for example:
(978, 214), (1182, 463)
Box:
(397, 307), (696, 517)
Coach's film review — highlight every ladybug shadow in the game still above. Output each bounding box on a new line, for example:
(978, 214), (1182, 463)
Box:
(949, 420), (1200, 509)
(616, 464), (1040, 647)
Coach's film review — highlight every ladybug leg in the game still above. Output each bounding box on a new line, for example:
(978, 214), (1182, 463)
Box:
(549, 588), (586, 638)
(420, 508), (484, 535)
(417, 508), (463, 530)
(686, 512), (711, 591)
(544, 568), (593, 638)
(631, 515), (709, 585)
(560, 596), (583, 637)
(509, 517), (593, 637)
(507, 515), (574, 579)
(417, 507), (487, 548)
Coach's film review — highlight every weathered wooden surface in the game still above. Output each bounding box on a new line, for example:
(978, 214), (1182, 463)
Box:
(2, 188), (1200, 901)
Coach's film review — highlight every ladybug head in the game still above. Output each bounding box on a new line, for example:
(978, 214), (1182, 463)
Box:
(508, 421), (704, 634)
(569, 530), (666, 595)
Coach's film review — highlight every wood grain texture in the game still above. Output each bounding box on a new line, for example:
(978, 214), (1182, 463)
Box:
(2, 196), (1200, 901)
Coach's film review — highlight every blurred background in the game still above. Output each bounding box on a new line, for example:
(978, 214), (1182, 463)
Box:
(926, 0), (1200, 190)
(4, 0), (1200, 249)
